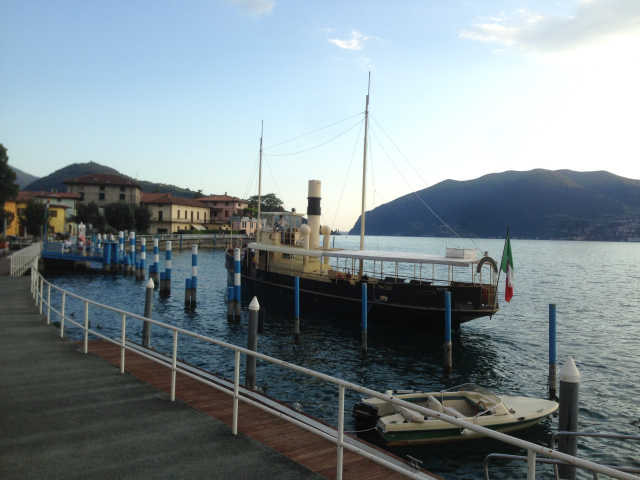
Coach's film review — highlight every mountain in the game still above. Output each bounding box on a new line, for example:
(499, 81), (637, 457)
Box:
(24, 162), (120, 192)
(9, 165), (39, 189)
(348, 169), (640, 240)
(23, 161), (200, 198)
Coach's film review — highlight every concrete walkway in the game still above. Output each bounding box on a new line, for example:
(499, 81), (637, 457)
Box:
(0, 276), (322, 480)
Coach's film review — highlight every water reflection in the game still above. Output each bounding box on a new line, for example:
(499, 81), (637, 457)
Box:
(44, 237), (640, 478)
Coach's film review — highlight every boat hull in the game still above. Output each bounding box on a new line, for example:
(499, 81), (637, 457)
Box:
(377, 416), (547, 446)
(226, 253), (499, 329)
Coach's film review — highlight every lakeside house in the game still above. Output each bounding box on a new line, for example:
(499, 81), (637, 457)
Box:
(230, 216), (258, 234)
(197, 194), (249, 229)
(141, 193), (210, 234)
(63, 174), (143, 215)
(4, 191), (81, 236)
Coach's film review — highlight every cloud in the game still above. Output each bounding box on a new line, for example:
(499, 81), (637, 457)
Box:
(460, 0), (640, 53)
(328, 30), (370, 50)
(357, 57), (371, 68)
(229, 0), (274, 17)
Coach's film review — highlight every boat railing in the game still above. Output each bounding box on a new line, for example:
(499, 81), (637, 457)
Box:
(484, 430), (640, 479)
(29, 265), (638, 480)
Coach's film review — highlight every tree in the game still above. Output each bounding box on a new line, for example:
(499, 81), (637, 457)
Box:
(18, 199), (50, 236)
(73, 201), (105, 231)
(242, 205), (258, 218)
(134, 203), (152, 233)
(249, 193), (284, 212)
(0, 209), (15, 230)
(193, 189), (204, 199)
(1, 144), (19, 226)
(104, 202), (135, 232)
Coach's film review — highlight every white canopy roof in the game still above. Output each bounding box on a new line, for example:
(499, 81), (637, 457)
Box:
(248, 243), (479, 267)
(323, 249), (480, 267)
(247, 243), (323, 258)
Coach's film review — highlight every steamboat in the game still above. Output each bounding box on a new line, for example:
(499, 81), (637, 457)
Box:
(226, 77), (501, 329)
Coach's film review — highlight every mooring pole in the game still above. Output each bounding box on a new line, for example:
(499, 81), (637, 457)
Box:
(234, 247), (241, 301)
(294, 276), (300, 338)
(142, 278), (154, 348)
(140, 239), (146, 278)
(361, 280), (368, 354)
(129, 231), (136, 267)
(153, 238), (160, 285)
(103, 241), (111, 272)
(549, 303), (557, 397)
(245, 297), (260, 389)
(119, 231), (125, 272)
(179, 234), (183, 252)
(165, 241), (172, 294)
(443, 291), (452, 375)
(191, 244), (198, 306)
(558, 356), (580, 480)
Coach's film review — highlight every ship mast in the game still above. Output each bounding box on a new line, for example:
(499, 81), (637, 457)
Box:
(359, 73), (370, 275)
(256, 121), (263, 242)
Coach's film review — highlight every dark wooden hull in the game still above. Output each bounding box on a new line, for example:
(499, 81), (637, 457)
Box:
(226, 252), (499, 330)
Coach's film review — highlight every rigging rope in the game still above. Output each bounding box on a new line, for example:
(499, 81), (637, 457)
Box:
(243, 154), (260, 201)
(263, 119), (363, 157)
(368, 124), (483, 252)
(263, 111), (364, 151)
(330, 115), (365, 232)
(264, 158), (285, 209)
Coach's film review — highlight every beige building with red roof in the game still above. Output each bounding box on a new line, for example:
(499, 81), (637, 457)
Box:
(141, 193), (210, 234)
(63, 174), (142, 214)
(197, 193), (250, 227)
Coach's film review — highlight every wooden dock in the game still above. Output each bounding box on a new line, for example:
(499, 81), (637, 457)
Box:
(85, 339), (442, 480)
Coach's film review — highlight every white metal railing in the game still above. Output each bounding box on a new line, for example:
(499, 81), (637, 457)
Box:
(138, 234), (256, 241)
(10, 242), (42, 276)
(29, 266), (639, 480)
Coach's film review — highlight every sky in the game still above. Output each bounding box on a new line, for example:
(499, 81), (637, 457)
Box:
(2, 0), (640, 231)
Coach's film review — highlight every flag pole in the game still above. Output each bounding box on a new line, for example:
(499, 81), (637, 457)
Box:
(494, 226), (510, 308)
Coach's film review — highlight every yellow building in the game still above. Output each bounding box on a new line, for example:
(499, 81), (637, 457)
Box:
(4, 193), (72, 237)
(141, 193), (210, 234)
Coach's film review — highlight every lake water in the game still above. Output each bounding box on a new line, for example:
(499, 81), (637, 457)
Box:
(44, 236), (640, 479)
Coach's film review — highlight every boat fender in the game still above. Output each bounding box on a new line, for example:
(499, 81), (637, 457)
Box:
(426, 395), (444, 414)
(399, 407), (425, 424)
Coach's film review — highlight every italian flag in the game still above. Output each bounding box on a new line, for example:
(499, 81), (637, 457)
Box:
(501, 235), (514, 303)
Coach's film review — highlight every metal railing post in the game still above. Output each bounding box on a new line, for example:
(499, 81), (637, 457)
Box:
(233, 350), (240, 435)
(527, 449), (536, 480)
(84, 301), (89, 353)
(120, 313), (126, 373)
(39, 277), (44, 314)
(60, 292), (65, 338)
(171, 331), (178, 401)
(47, 284), (51, 324)
(337, 384), (345, 480)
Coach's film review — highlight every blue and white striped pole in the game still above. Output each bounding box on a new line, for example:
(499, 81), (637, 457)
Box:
(444, 291), (452, 374)
(234, 247), (241, 302)
(111, 242), (118, 269)
(153, 238), (160, 286)
(129, 231), (136, 268)
(140, 239), (146, 279)
(160, 271), (166, 291)
(362, 280), (367, 352)
(191, 244), (198, 305)
(119, 231), (125, 272)
(165, 241), (172, 293)
(549, 304), (557, 396)
(103, 240), (111, 272)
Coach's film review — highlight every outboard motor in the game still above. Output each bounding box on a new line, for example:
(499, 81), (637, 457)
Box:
(352, 401), (379, 427)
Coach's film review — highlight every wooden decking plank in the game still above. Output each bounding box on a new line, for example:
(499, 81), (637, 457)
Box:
(84, 340), (442, 480)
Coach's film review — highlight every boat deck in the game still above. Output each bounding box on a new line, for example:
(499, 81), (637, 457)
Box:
(85, 339), (442, 480)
